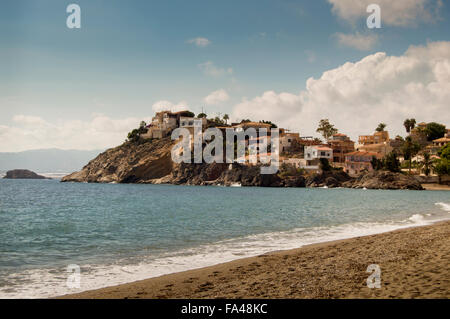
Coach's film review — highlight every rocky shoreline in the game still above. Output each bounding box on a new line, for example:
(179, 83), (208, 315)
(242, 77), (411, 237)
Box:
(61, 139), (424, 190)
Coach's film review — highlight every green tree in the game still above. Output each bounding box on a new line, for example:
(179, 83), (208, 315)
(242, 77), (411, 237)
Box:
(434, 159), (449, 184)
(403, 119), (416, 133)
(419, 152), (433, 176)
(425, 122), (446, 141)
(214, 116), (224, 124)
(371, 156), (383, 170)
(223, 114), (229, 124)
(376, 123), (387, 132)
(316, 119), (338, 140)
(402, 136), (421, 174)
(127, 121), (148, 142)
(197, 113), (207, 118)
(313, 138), (323, 144)
(438, 143), (450, 160)
(383, 152), (401, 173)
(319, 158), (332, 172)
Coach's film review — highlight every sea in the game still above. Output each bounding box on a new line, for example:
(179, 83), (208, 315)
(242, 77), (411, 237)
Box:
(0, 178), (449, 298)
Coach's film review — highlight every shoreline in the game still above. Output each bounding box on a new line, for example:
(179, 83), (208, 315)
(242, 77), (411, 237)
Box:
(422, 183), (450, 191)
(59, 220), (450, 299)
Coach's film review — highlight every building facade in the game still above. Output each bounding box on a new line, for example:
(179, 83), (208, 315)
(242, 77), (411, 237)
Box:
(358, 131), (390, 145)
(327, 133), (355, 163)
(304, 145), (333, 166)
(344, 151), (381, 176)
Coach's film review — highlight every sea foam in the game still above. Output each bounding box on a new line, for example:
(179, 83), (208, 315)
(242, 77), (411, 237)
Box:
(0, 210), (445, 299)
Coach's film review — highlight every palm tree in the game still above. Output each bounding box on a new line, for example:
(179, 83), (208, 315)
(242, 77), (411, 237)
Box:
(404, 119), (411, 133)
(403, 118), (416, 133)
(419, 152), (433, 176)
(376, 123), (387, 132)
(223, 114), (229, 125)
(410, 119), (416, 131)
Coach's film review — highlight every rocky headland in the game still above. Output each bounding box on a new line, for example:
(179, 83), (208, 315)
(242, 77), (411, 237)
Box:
(61, 138), (424, 190)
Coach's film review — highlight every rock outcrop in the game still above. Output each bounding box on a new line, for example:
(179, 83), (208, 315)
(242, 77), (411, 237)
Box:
(170, 163), (289, 187)
(61, 138), (174, 183)
(3, 169), (49, 179)
(342, 170), (424, 190)
(305, 170), (353, 188)
(216, 164), (285, 187)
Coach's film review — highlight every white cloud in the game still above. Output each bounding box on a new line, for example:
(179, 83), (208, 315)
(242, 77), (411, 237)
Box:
(328, 0), (443, 27)
(152, 100), (189, 113)
(204, 89), (230, 105)
(232, 41), (450, 140)
(0, 114), (153, 153)
(187, 37), (211, 48)
(335, 32), (378, 51)
(198, 61), (233, 77)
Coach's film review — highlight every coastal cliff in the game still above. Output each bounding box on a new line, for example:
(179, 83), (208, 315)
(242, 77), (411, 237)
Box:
(61, 138), (174, 183)
(61, 138), (423, 190)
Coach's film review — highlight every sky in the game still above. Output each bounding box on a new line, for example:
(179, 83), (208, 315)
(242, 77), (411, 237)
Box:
(1, 0), (450, 152)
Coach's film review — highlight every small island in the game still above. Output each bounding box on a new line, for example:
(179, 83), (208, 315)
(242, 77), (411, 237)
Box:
(3, 169), (50, 180)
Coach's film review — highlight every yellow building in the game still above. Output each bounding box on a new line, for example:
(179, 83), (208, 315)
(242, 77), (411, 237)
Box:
(358, 131), (390, 145)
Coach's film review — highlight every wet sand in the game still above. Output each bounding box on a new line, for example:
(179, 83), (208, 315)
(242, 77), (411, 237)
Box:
(60, 221), (450, 299)
(422, 184), (450, 191)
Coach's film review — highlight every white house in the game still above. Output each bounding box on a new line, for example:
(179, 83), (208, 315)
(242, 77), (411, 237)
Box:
(304, 145), (333, 166)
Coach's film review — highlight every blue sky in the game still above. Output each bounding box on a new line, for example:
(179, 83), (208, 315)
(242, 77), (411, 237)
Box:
(1, 0), (449, 151)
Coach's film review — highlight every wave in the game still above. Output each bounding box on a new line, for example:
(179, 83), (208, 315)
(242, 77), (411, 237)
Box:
(435, 202), (450, 212)
(1, 209), (447, 299)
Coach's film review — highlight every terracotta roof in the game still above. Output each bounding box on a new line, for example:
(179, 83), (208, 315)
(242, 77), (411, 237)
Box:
(333, 133), (347, 137)
(312, 146), (332, 151)
(433, 137), (450, 143)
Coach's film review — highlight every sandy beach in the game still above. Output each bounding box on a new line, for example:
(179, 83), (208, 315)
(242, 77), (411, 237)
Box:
(60, 221), (450, 299)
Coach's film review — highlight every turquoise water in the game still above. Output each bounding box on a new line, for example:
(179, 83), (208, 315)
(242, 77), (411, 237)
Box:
(0, 179), (449, 298)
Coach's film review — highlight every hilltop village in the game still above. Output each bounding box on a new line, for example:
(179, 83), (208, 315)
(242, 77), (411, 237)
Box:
(126, 110), (450, 181)
(62, 109), (449, 189)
